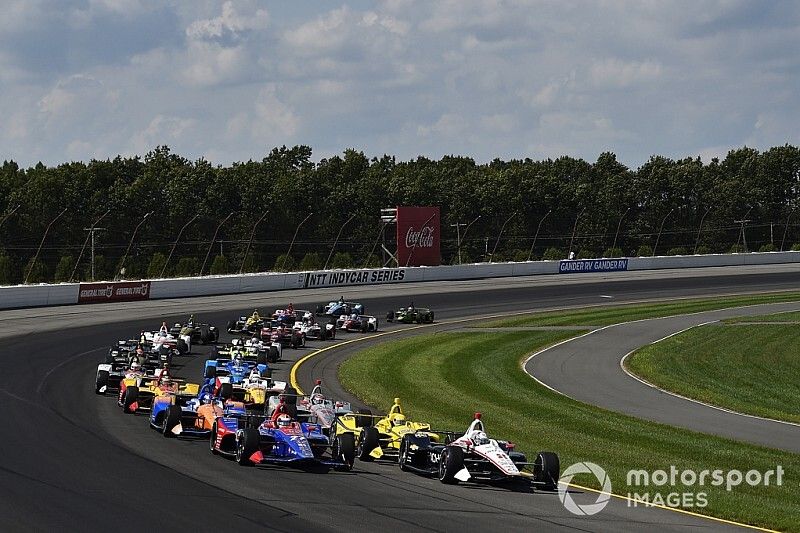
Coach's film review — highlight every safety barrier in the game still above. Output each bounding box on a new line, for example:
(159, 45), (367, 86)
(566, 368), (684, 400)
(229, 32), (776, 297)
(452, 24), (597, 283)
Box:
(1, 251), (798, 310)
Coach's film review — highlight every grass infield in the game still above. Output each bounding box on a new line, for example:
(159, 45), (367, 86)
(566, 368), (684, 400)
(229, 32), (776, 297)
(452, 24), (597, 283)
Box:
(339, 296), (800, 531)
(626, 323), (800, 424)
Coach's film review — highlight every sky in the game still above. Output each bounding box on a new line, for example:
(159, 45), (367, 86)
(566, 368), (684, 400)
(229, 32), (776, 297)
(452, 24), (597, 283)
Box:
(1, 0), (798, 169)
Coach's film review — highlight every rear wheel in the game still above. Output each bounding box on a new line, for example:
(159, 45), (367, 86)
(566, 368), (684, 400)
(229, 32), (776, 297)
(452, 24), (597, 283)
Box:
(204, 365), (216, 379)
(283, 387), (298, 405)
(95, 370), (109, 394)
(438, 446), (464, 484)
(357, 427), (380, 461)
(268, 345), (279, 362)
(356, 408), (373, 428)
(162, 405), (182, 437)
(236, 428), (261, 466)
(534, 451), (560, 490)
(219, 382), (233, 400)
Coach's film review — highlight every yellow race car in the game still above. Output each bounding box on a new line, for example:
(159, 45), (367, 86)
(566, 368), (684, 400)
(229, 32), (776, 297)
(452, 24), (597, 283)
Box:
(334, 398), (439, 461)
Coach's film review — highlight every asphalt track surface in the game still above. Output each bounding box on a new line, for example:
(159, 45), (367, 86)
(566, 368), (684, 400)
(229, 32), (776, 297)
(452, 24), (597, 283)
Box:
(526, 303), (800, 453)
(2, 264), (798, 532)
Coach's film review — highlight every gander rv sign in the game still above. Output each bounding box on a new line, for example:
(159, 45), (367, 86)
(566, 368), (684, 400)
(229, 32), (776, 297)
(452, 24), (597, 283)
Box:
(558, 259), (629, 274)
(78, 281), (151, 303)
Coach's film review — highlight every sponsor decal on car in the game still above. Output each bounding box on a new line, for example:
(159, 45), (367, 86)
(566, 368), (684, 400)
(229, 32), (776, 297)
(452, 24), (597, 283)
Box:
(78, 281), (151, 303)
(558, 259), (628, 274)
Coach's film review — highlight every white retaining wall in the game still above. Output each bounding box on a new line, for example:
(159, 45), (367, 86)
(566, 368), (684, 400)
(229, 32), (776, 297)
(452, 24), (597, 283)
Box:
(2, 251), (798, 310)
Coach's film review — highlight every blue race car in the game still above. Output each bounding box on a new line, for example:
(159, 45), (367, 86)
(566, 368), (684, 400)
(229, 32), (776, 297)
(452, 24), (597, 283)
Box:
(315, 299), (364, 318)
(203, 352), (269, 386)
(209, 409), (356, 471)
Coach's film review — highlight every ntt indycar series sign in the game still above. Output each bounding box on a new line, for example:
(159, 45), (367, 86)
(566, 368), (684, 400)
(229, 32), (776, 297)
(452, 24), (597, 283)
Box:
(559, 258), (629, 274)
(302, 268), (407, 288)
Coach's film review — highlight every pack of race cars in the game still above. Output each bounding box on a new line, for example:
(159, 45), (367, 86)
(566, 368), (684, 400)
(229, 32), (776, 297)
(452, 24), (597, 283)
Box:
(92, 303), (560, 491)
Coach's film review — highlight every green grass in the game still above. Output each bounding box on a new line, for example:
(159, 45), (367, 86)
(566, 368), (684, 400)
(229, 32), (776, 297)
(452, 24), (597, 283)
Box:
(340, 331), (800, 531)
(480, 291), (800, 327)
(725, 310), (800, 323)
(626, 324), (800, 424)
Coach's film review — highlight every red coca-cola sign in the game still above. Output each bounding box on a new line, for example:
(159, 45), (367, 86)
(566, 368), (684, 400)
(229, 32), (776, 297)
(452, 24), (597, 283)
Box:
(396, 206), (440, 266)
(78, 281), (151, 303)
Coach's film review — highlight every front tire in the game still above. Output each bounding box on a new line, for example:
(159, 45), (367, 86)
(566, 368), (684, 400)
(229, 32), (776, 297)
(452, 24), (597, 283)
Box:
(439, 446), (464, 484)
(210, 421), (219, 455)
(236, 428), (260, 466)
(162, 405), (182, 437)
(334, 432), (356, 471)
(534, 451), (560, 490)
(122, 386), (139, 413)
(357, 427), (380, 461)
(95, 370), (109, 395)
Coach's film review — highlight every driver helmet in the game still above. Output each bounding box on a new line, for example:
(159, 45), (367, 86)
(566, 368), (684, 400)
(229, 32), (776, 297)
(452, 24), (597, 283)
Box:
(350, 313), (358, 320)
(311, 393), (325, 405)
(277, 414), (292, 428)
(473, 431), (489, 445)
(231, 338), (241, 346)
(407, 306), (414, 312)
(249, 369), (261, 380)
(233, 353), (244, 367)
(130, 361), (141, 372)
(391, 414), (406, 427)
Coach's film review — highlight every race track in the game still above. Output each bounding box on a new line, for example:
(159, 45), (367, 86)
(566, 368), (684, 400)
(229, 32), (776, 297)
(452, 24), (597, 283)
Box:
(2, 264), (797, 531)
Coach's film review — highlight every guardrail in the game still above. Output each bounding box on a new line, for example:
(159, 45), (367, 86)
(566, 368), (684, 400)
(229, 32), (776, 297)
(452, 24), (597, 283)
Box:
(2, 251), (799, 310)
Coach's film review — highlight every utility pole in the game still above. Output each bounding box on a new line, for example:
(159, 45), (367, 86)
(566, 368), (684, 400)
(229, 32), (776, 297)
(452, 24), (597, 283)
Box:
(451, 215), (481, 264)
(734, 218), (752, 252)
(84, 227), (106, 281)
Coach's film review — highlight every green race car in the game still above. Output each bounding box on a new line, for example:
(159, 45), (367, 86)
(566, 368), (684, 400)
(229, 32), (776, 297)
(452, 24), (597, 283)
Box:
(386, 305), (434, 324)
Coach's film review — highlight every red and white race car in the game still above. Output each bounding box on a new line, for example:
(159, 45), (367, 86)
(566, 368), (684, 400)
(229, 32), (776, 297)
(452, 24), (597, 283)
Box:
(336, 314), (379, 333)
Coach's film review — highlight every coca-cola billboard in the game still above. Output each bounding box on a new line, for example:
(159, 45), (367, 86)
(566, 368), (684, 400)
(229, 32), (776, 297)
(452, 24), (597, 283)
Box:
(396, 206), (441, 266)
(78, 281), (151, 304)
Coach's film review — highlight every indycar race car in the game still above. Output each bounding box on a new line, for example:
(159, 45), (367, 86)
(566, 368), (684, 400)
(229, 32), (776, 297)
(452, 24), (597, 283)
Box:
(168, 314), (219, 350)
(150, 390), (247, 438)
(227, 310), (266, 335)
(386, 305), (434, 324)
(142, 323), (189, 354)
(336, 313), (379, 333)
(118, 373), (200, 414)
(267, 380), (353, 436)
(294, 314), (336, 341)
(267, 323), (306, 348)
(209, 405), (356, 471)
(316, 299), (364, 318)
(396, 413), (559, 489)
(334, 398), (437, 462)
(95, 359), (156, 395)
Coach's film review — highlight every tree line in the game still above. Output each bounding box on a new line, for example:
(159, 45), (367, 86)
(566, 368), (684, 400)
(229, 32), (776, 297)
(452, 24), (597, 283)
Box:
(1, 143), (799, 284)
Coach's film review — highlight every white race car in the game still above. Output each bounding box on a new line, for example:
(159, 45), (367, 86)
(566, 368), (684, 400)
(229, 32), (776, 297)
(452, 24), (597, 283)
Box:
(396, 413), (560, 489)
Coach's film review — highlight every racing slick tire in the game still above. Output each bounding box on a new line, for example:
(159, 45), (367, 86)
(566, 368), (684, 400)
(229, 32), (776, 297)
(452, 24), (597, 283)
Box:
(95, 370), (109, 395)
(428, 312), (435, 323)
(386, 311), (394, 322)
(226, 320), (236, 334)
(357, 427), (380, 461)
(162, 405), (182, 437)
(257, 351), (267, 365)
(333, 432), (356, 471)
(204, 365), (216, 379)
(438, 446), (464, 484)
(209, 421), (222, 455)
(236, 428), (261, 466)
(177, 339), (188, 354)
(398, 435), (412, 471)
(261, 367), (273, 379)
(123, 386), (139, 414)
(219, 382), (233, 400)
(534, 451), (560, 491)
(356, 408), (373, 428)
(283, 387), (298, 405)
(268, 345), (280, 363)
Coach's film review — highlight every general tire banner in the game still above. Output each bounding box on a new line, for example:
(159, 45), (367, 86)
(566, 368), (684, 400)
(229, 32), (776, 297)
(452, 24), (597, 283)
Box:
(396, 206), (441, 266)
(78, 281), (151, 303)
(558, 259), (628, 273)
(301, 269), (406, 288)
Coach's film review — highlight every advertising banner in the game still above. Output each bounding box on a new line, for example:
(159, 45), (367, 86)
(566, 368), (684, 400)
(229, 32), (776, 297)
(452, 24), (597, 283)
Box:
(78, 281), (152, 303)
(558, 258), (629, 274)
(301, 268), (407, 288)
(396, 206), (441, 266)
